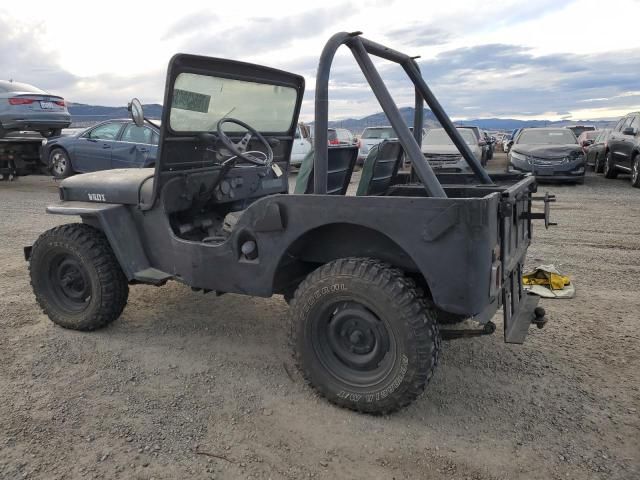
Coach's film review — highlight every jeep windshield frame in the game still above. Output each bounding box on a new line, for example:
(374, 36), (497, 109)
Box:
(148, 54), (305, 208)
(314, 32), (494, 197)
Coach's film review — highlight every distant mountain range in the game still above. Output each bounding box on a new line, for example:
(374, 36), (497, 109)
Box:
(68, 103), (615, 132)
(324, 107), (616, 132)
(68, 103), (163, 126)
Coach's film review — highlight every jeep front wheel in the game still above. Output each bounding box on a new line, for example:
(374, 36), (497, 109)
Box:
(29, 224), (129, 331)
(289, 258), (440, 414)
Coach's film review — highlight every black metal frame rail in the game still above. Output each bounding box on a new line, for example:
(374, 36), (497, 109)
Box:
(313, 31), (494, 197)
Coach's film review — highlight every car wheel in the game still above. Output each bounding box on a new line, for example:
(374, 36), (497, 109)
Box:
(631, 155), (640, 188)
(604, 152), (618, 179)
(593, 153), (600, 173)
(289, 257), (440, 414)
(29, 224), (129, 331)
(49, 148), (74, 178)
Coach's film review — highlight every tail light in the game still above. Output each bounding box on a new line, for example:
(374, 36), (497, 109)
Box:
(328, 139), (340, 145)
(9, 98), (34, 105)
(54, 100), (66, 107)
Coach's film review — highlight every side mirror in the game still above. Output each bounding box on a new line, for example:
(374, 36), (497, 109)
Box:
(128, 98), (144, 128)
(582, 139), (594, 146)
(622, 126), (637, 136)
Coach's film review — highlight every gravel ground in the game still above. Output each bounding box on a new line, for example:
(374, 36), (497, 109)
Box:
(1, 153), (639, 480)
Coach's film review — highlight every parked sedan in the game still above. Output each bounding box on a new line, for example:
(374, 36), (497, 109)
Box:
(42, 119), (159, 178)
(358, 126), (426, 162)
(508, 128), (585, 183)
(577, 130), (599, 155)
(421, 127), (482, 172)
(290, 123), (312, 167)
(0, 80), (71, 138)
(585, 129), (610, 173)
(457, 126), (489, 165)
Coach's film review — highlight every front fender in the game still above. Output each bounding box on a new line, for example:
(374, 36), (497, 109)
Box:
(44, 201), (154, 282)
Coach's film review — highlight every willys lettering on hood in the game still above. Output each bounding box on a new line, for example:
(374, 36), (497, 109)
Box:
(512, 145), (581, 157)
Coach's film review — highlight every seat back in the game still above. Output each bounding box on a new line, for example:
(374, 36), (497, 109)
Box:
(356, 140), (404, 196)
(294, 145), (359, 195)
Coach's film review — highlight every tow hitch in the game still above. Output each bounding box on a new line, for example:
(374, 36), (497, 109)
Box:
(532, 306), (547, 329)
(523, 192), (556, 229)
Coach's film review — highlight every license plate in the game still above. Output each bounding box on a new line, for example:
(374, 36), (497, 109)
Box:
(429, 162), (444, 168)
(535, 167), (554, 175)
(40, 101), (54, 109)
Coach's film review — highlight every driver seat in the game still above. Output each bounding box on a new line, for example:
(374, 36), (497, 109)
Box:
(59, 168), (155, 205)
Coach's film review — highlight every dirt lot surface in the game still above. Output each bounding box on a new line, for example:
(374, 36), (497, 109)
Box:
(1, 153), (639, 480)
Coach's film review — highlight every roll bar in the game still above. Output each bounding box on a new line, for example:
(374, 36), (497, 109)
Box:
(313, 32), (494, 197)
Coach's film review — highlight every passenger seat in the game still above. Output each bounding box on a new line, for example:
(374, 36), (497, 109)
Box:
(293, 145), (359, 195)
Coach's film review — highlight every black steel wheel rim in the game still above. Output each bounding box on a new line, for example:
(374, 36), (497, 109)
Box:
(48, 252), (92, 312)
(311, 301), (396, 388)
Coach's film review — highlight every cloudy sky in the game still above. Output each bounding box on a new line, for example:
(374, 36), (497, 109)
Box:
(1, 0), (639, 121)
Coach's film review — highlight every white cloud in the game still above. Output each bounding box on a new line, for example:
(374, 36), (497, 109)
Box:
(0, 0), (639, 121)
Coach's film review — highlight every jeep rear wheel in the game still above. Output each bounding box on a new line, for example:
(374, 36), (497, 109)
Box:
(631, 155), (640, 188)
(30, 224), (129, 331)
(289, 258), (440, 414)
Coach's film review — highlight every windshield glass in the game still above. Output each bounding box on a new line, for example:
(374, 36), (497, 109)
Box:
(517, 129), (577, 145)
(169, 73), (297, 133)
(423, 128), (475, 145)
(362, 127), (396, 139)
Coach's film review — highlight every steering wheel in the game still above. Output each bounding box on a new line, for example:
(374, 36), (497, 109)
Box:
(216, 117), (273, 167)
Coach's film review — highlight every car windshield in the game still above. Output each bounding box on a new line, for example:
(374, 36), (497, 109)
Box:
(568, 126), (595, 137)
(423, 129), (475, 145)
(1, 81), (46, 94)
(517, 130), (577, 145)
(362, 127), (396, 139)
(169, 73), (298, 133)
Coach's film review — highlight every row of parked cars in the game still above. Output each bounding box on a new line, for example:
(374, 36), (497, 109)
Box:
(5, 80), (639, 188)
(505, 114), (640, 188)
(291, 124), (498, 172)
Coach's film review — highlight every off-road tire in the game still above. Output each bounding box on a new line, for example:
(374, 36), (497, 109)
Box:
(289, 257), (440, 414)
(30, 224), (129, 331)
(604, 151), (618, 179)
(49, 148), (73, 178)
(631, 155), (640, 188)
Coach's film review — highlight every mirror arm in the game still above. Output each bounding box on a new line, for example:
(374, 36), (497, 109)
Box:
(144, 117), (160, 130)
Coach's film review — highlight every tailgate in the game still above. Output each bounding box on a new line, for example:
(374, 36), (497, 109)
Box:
(498, 176), (542, 343)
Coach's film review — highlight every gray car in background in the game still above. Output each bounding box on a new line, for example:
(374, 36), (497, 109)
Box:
(508, 127), (585, 183)
(421, 127), (483, 172)
(0, 80), (71, 138)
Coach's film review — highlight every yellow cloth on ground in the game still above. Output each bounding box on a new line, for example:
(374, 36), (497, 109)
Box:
(522, 264), (575, 299)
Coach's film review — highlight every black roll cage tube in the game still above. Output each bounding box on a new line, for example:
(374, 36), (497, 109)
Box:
(313, 32), (494, 197)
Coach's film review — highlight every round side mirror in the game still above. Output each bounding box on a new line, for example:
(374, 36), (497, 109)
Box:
(128, 98), (144, 127)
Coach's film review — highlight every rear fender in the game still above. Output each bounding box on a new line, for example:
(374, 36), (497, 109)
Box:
(45, 201), (151, 281)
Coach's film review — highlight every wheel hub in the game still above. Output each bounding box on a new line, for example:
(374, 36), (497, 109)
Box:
(324, 302), (391, 374)
(48, 253), (91, 311)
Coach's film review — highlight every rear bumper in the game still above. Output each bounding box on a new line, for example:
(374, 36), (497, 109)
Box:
(2, 116), (71, 131)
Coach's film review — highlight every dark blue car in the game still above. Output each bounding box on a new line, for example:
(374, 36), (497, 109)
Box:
(43, 119), (159, 178)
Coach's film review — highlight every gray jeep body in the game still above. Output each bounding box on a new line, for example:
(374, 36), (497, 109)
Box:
(36, 33), (547, 344)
